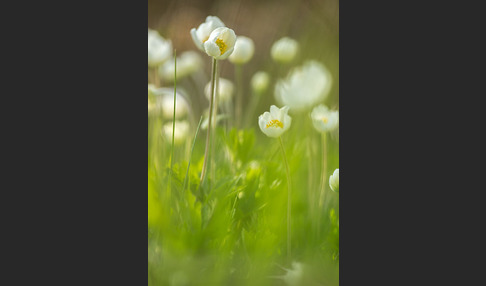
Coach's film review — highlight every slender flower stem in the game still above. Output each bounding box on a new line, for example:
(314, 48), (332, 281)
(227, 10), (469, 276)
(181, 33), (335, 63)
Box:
(235, 64), (243, 128)
(278, 136), (292, 261)
(210, 62), (219, 183)
(169, 51), (177, 196)
(170, 51), (177, 170)
(318, 132), (328, 209)
(182, 116), (203, 193)
(200, 58), (218, 184)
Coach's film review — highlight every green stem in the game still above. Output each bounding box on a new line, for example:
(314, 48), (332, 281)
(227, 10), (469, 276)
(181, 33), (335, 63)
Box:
(318, 132), (328, 209)
(235, 64), (243, 128)
(200, 58), (218, 185)
(278, 136), (292, 261)
(182, 116), (203, 193)
(169, 51), (177, 198)
(170, 51), (177, 171)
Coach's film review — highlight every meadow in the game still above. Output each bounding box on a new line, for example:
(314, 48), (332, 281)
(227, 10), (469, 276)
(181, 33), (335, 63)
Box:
(148, 2), (339, 285)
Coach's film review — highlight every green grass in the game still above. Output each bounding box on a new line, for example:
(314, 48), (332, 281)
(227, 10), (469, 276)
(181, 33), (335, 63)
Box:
(148, 111), (339, 285)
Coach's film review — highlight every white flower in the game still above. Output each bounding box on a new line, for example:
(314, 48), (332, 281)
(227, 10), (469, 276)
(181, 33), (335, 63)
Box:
(251, 71), (270, 93)
(228, 36), (255, 64)
(203, 27), (237, 60)
(271, 37), (299, 63)
(148, 29), (172, 67)
(258, 105), (292, 138)
(275, 60), (332, 112)
(310, 104), (339, 132)
(159, 51), (203, 82)
(162, 121), (190, 145)
(329, 168), (339, 193)
(150, 87), (190, 119)
(204, 77), (234, 104)
(190, 16), (225, 51)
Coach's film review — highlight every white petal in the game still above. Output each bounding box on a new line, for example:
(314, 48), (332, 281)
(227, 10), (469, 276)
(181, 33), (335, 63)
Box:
(204, 41), (221, 58)
(190, 28), (203, 51)
(217, 46), (234, 60)
(270, 105), (280, 118)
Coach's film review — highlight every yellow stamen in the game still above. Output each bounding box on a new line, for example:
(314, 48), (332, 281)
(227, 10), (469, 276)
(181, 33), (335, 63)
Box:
(215, 38), (227, 55)
(322, 116), (328, 124)
(266, 119), (283, 128)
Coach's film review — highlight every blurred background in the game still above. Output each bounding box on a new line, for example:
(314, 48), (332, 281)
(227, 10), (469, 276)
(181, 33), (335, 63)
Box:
(148, 0), (339, 121)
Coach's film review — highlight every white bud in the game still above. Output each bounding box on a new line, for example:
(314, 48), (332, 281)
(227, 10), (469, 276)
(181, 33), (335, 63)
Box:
(271, 37), (299, 63)
(251, 71), (270, 93)
(148, 29), (172, 67)
(229, 36), (255, 64)
(204, 78), (234, 104)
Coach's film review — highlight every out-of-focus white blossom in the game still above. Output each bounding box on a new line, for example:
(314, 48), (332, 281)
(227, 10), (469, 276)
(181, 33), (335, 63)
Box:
(228, 36), (255, 64)
(190, 16), (225, 51)
(310, 104), (339, 133)
(329, 168), (339, 193)
(275, 60), (332, 112)
(204, 78), (234, 104)
(148, 29), (172, 67)
(251, 71), (270, 94)
(150, 87), (190, 119)
(271, 262), (305, 286)
(203, 27), (237, 60)
(159, 51), (203, 82)
(258, 105), (292, 138)
(162, 120), (190, 145)
(270, 37), (299, 63)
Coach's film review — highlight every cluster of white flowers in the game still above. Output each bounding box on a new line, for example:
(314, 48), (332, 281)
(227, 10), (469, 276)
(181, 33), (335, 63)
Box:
(148, 15), (338, 173)
(148, 85), (191, 145)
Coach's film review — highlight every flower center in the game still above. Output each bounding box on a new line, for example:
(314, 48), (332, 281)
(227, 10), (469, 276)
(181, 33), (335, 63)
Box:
(321, 116), (328, 123)
(266, 119), (283, 128)
(215, 38), (227, 55)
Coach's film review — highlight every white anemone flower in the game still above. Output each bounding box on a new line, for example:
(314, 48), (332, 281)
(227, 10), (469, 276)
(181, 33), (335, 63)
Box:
(204, 77), (234, 104)
(270, 37), (299, 63)
(251, 71), (270, 93)
(329, 168), (339, 193)
(159, 51), (203, 82)
(275, 60), (332, 112)
(258, 105), (292, 138)
(310, 104), (339, 132)
(228, 36), (255, 64)
(162, 121), (190, 145)
(190, 16), (225, 51)
(151, 87), (190, 119)
(203, 27), (237, 60)
(148, 29), (172, 68)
